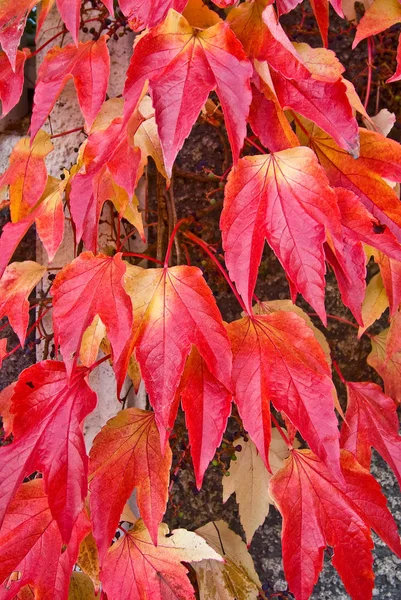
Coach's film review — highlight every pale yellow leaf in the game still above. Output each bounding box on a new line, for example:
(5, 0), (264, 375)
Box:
(193, 520), (261, 600)
(135, 95), (167, 180)
(79, 315), (106, 368)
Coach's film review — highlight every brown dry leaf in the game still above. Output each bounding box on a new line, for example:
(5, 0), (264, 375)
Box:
(193, 520), (261, 600)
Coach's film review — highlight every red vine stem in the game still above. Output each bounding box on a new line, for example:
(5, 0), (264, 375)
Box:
(164, 217), (193, 267)
(332, 359), (347, 385)
(122, 252), (164, 265)
(50, 127), (84, 139)
(29, 30), (66, 58)
(184, 231), (247, 313)
(2, 308), (51, 360)
(307, 312), (359, 330)
(87, 353), (112, 373)
(245, 136), (266, 154)
(270, 413), (292, 448)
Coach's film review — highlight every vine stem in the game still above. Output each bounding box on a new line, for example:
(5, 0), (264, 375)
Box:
(164, 217), (193, 267)
(245, 136), (266, 154)
(29, 30), (66, 58)
(183, 231), (248, 313)
(270, 413), (292, 449)
(2, 308), (51, 360)
(50, 127), (84, 139)
(122, 252), (164, 265)
(307, 312), (359, 330)
(87, 353), (112, 373)
(332, 359), (347, 385)
(364, 37), (373, 110)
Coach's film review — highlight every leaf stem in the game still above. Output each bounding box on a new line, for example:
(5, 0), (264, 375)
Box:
(164, 217), (193, 268)
(332, 359), (347, 385)
(122, 252), (164, 265)
(364, 37), (373, 110)
(245, 136), (266, 154)
(87, 353), (112, 373)
(50, 127), (84, 139)
(29, 30), (66, 58)
(183, 230), (247, 313)
(270, 413), (292, 449)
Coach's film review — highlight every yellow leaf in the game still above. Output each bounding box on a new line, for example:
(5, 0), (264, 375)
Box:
(76, 532), (100, 588)
(183, 0), (222, 29)
(134, 95), (167, 180)
(193, 521), (261, 600)
(359, 273), (389, 336)
(68, 572), (96, 600)
(79, 315), (106, 368)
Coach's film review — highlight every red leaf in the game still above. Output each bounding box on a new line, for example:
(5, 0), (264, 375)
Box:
(0, 49), (29, 117)
(89, 408), (172, 557)
(0, 382), (15, 437)
(0, 261), (46, 346)
(309, 0), (329, 47)
(221, 146), (343, 321)
(371, 250), (401, 316)
(0, 339), (7, 370)
(51, 252), (133, 384)
(55, 0), (81, 44)
(310, 127), (401, 242)
(0, 479), (90, 600)
(35, 175), (67, 261)
(0, 0), (37, 69)
(123, 10), (252, 176)
(31, 38), (110, 140)
(179, 347), (232, 488)
(124, 264), (232, 447)
(118, 0), (188, 31)
(269, 449), (401, 600)
(0, 361), (97, 542)
(0, 210), (38, 279)
(340, 381), (401, 487)
(270, 70), (359, 156)
(101, 520), (222, 600)
(226, 311), (340, 476)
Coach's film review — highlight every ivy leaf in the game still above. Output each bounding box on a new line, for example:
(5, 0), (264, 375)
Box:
(123, 10), (252, 176)
(221, 146), (343, 321)
(51, 252), (133, 384)
(368, 327), (401, 405)
(358, 273), (388, 336)
(179, 346), (232, 489)
(0, 0), (37, 69)
(118, 0), (188, 31)
(89, 408), (172, 558)
(222, 431), (293, 544)
(309, 126), (401, 242)
(101, 519), (223, 600)
(0, 49), (29, 117)
(0, 480), (90, 600)
(35, 174), (68, 262)
(31, 38), (110, 140)
(340, 381), (401, 488)
(0, 131), (53, 222)
(55, 0), (81, 45)
(193, 520), (261, 600)
(226, 311), (341, 477)
(269, 449), (401, 600)
(0, 261), (47, 346)
(0, 361), (97, 542)
(123, 264), (232, 447)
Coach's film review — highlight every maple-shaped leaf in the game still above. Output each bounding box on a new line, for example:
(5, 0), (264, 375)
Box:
(123, 10), (252, 177)
(369, 248), (401, 317)
(123, 264), (232, 446)
(269, 449), (401, 600)
(0, 0), (37, 69)
(0, 479), (90, 600)
(89, 408), (172, 558)
(51, 252), (133, 383)
(0, 261), (47, 346)
(308, 126), (401, 241)
(193, 520), (261, 600)
(249, 63), (300, 152)
(221, 146), (343, 320)
(101, 519), (223, 600)
(0, 49), (29, 117)
(340, 381), (401, 489)
(227, 1), (310, 79)
(223, 431), (293, 544)
(31, 38), (110, 140)
(179, 346), (232, 489)
(368, 327), (401, 404)
(118, 0), (188, 31)
(70, 99), (142, 252)
(0, 361), (97, 542)
(226, 311), (340, 477)
(353, 0), (401, 82)
(0, 131), (53, 222)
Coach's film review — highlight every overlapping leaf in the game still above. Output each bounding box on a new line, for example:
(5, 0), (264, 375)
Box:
(31, 38), (110, 140)
(221, 146), (343, 320)
(101, 519), (223, 600)
(368, 326), (401, 404)
(118, 0), (188, 31)
(51, 252), (133, 383)
(340, 381), (401, 488)
(0, 261), (46, 346)
(0, 49), (29, 117)
(123, 264), (232, 446)
(0, 480), (90, 600)
(179, 346), (232, 488)
(89, 408), (172, 558)
(123, 10), (252, 176)
(0, 0), (37, 69)
(0, 361), (97, 542)
(226, 310), (340, 476)
(269, 449), (401, 600)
